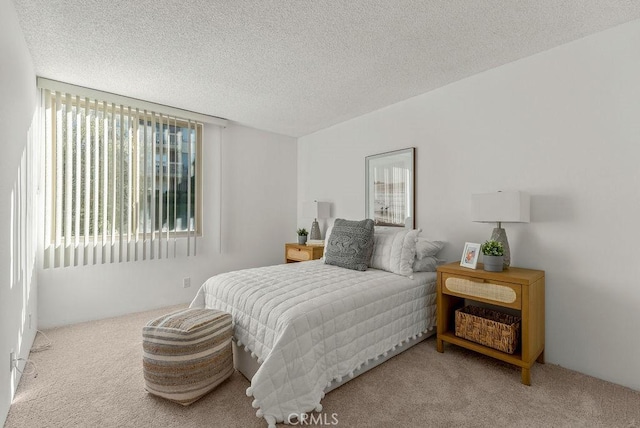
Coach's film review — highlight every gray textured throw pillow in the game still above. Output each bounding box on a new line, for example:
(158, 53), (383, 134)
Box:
(324, 218), (375, 271)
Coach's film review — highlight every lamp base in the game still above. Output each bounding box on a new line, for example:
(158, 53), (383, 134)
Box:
(310, 219), (321, 240)
(490, 227), (510, 268)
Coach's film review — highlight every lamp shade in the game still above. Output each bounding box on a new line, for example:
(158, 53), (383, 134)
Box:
(303, 201), (330, 219)
(471, 191), (530, 223)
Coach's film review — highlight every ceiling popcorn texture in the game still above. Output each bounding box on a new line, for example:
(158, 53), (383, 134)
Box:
(12, 0), (640, 137)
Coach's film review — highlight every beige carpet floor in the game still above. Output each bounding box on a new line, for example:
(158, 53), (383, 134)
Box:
(5, 305), (640, 428)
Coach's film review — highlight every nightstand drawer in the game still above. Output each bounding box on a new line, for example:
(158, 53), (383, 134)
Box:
(442, 273), (521, 309)
(287, 247), (312, 261)
(285, 243), (324, 263)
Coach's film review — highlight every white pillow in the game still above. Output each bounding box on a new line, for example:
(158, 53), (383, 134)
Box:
(322, 225), (333, 260)
(415, 238), (445, 260)
(369, 228), (421, 277)
(412, 256), (444, 272)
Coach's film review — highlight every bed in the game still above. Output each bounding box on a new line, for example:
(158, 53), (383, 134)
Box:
(189, 258), (437, 427)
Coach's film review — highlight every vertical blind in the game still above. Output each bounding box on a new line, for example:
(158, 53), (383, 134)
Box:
(39, 80), (224, 268)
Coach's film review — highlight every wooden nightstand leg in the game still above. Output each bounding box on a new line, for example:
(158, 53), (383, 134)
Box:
(436, 338), (444, 353)
(536, 350), (545, 364)
(521, 367), (531, 386)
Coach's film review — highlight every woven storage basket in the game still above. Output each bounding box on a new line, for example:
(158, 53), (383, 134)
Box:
(455, 305), (521, 354)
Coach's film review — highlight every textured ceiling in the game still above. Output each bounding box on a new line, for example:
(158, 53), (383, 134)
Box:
(12, 1), (640, 137)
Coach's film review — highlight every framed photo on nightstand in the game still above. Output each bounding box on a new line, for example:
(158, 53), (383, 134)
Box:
(460, 242), (480, 269)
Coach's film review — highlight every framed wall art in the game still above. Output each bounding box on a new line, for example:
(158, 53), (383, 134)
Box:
(365, 147), (415, 228)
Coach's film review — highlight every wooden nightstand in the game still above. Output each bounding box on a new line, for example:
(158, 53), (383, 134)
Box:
(436, 261), (545, 385)
(285, 243), (324, 263)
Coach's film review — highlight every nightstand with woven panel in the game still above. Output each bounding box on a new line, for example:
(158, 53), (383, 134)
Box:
(436, 261), (545, 385)
(285, 243), (324, 263)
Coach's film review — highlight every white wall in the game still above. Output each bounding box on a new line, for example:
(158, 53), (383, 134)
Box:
(0, 0), (38, 425)
(298, 19), (640, 391)
(38, 123), (297, 327)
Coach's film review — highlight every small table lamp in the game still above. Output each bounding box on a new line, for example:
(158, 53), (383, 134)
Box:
(471, 191), (530, 268)
(304, 201), (330, 240)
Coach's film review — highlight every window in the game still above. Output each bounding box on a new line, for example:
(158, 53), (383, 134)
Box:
(39, 80), (218, 267)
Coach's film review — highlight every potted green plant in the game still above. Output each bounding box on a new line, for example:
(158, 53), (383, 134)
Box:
(297, 228), (308, 245)
(481, 240), (504, 272)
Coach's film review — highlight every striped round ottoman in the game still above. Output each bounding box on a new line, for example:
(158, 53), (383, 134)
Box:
(142, 308), (234, 405)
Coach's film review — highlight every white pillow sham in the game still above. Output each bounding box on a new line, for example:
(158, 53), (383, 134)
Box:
(369, 227), (421, 277)
(412, 256), (445, 272)
(415, 238), (445, 260)
(322, 224), (333, 260)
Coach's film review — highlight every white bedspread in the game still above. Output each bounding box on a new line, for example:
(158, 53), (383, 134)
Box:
(190, 260), (436, 427)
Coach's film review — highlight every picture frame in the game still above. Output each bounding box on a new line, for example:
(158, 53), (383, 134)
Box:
(365, 147), (415, 228)
(460, 242), (481, 269)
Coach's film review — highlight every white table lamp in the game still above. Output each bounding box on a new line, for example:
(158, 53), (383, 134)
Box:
(304, 201), (330, 240)
(471, 191), (530, 268)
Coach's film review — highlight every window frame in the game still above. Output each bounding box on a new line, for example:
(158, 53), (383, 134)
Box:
(45, 95), (203, 244)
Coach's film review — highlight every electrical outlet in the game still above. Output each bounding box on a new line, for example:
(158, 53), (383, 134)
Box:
(9, 351), (15, 371)
(183, 277), (191, 288)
